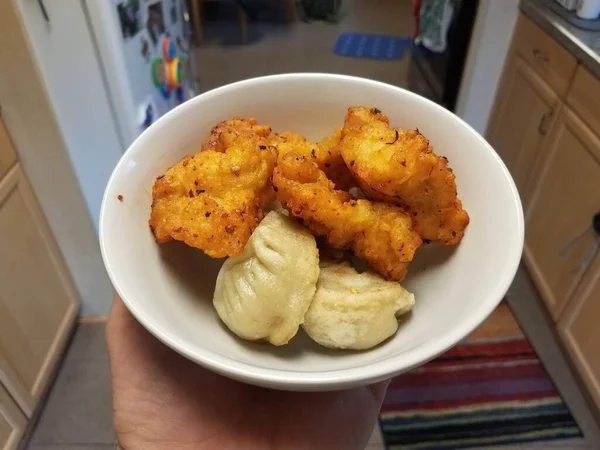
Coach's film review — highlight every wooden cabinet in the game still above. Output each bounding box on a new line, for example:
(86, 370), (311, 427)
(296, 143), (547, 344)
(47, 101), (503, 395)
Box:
(0, 121), (16, 180)
(567, 66), (600, 139)
(0, 384), (26, 450)
(489, 12), (600, 417)
(510, 15), (577, 97)
(0, 164), (79, 416)
(487, 56), (559, 207)
(559, 252), (600, 412)
(524, 108), (600, 320)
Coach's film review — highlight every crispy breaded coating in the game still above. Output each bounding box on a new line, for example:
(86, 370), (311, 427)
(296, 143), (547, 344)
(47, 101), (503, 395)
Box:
(270, 128), (355, 190)
(150, 132), (277, 258)
(272, 153), (422, 281)
(201, 118), (272, 152)
(340, 107), (469, 245)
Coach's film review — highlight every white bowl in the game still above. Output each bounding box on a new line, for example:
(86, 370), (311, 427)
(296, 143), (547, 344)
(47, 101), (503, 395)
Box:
(100, 74), (523, 391)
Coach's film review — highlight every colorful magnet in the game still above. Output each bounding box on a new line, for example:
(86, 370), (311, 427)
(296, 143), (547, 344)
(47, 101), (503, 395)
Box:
(165, 57), (182, 89)
(151, 57), (166, 87)
(179, 55), (188, 80)
(162, 37), (176, 62)
(159, 85), (171, 100)
(175, 86), (184, 104)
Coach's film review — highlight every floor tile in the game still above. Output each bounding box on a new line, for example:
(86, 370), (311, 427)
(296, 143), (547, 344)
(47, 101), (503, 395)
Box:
(64, 323), (107, 362)
(29, 349), (113, 445)
(195, 0), (413, 94)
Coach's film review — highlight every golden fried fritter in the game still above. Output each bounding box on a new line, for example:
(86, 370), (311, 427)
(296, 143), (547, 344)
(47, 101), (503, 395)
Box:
(150, 134), (277, 258)
(272, 153), (422, 281)
(201, 118), (272, 152)
(270, 128), (355, 190)
(340, 107), (469, 245)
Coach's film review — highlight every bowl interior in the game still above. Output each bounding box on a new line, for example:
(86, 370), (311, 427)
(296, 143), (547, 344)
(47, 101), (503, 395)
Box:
(100, 74), (523, 390)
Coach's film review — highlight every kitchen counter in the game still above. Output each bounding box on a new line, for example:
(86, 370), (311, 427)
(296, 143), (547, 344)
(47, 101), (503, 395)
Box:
(521, 0), (600, 78)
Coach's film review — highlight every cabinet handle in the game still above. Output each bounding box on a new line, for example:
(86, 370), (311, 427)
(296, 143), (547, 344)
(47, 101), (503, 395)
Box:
(532, 49), (548, 63)
(560, 212), (600, 274)
(538, 111), (553, 136)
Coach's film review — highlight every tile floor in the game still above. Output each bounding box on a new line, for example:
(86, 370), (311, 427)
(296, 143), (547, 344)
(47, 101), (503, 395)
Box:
(26, 324), (597, 450)
(194, 0), (414, 93)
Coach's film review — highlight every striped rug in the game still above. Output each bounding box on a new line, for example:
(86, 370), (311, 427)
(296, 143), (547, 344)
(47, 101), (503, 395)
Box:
(380, 303), (582, 449)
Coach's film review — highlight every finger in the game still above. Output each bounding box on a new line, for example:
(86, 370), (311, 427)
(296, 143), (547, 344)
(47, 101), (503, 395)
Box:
(106, 295), (174, 380)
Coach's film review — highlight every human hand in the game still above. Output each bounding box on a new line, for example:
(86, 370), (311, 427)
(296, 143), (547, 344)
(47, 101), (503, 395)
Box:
(106, 296), (389, 450)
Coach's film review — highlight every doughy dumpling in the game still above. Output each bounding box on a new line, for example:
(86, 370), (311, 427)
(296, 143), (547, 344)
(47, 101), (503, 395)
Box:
(213, 211), (319, 345)
(303, 261), (414, 350)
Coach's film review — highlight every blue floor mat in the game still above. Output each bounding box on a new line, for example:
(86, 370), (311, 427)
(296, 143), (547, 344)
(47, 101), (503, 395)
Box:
(334, 33), (412, 60)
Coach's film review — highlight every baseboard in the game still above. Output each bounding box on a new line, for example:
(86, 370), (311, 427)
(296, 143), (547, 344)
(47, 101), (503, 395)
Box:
(78, 315), (109, 324)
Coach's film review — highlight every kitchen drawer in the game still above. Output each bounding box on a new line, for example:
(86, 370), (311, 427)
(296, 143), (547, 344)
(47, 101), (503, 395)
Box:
(512, 14), (577, 97)
(0, 120), (17, 180)
(567, 65), (600, 133)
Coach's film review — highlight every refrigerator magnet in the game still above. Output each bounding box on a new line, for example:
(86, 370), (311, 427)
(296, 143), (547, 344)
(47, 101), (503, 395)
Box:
(146, 1), (166, 46)
(165, 57), (182, 89)
(140, 35), (151, 62)
(138, 96), (159, 131)
(116, 0), (142, 39)
(151, 58), (166, 87)
(170, 3), (178, 24)
(162, 37), (177, 62)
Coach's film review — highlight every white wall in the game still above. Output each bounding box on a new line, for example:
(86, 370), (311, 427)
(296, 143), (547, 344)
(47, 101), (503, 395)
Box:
(17, 0), (125, 314)
(455, 0), (521, 136)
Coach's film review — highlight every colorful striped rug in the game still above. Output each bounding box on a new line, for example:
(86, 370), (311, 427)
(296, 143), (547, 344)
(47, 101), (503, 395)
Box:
(380, 303), (582, 449)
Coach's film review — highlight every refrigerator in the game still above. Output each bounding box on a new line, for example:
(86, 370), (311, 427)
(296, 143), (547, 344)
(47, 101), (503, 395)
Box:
(87, 0), (198, 144)
(16, 0), (198, 228)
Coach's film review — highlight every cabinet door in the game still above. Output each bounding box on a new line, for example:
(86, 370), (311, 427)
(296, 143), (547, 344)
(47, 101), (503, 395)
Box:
(0, 165), (79, 416)
(558, 252), (600, 414)
(0, 383), (26, 450)
(486, 55), (559, 209)
(0, 119), (17, 180)
(525, 108), (600, 320)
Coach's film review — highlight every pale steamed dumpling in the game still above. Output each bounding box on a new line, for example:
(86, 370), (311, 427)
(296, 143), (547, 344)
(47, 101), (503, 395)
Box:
(213, 211), (319, 346)
(303, 261), (414, 350)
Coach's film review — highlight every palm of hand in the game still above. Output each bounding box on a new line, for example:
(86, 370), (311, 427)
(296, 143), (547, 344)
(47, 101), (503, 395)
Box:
(107, 298), (388, 450)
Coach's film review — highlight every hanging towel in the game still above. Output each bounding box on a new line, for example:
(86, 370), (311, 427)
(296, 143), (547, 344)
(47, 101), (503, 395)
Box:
(415, 0), (455, 53)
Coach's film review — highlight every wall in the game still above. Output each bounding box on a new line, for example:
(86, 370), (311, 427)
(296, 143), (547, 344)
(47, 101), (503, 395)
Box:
(0, 0), (114, 316)
(455, 0), (521, 135)
(17, 0), (125, 230)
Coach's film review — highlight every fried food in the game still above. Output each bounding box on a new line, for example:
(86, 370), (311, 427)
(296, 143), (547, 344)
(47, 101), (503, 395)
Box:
(149, 130), (277, 258)
(270, 128), (355, 190)
(272, 153), (422, 281)
(201, 118), (272, 152)
(340, 107), (469, 245)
